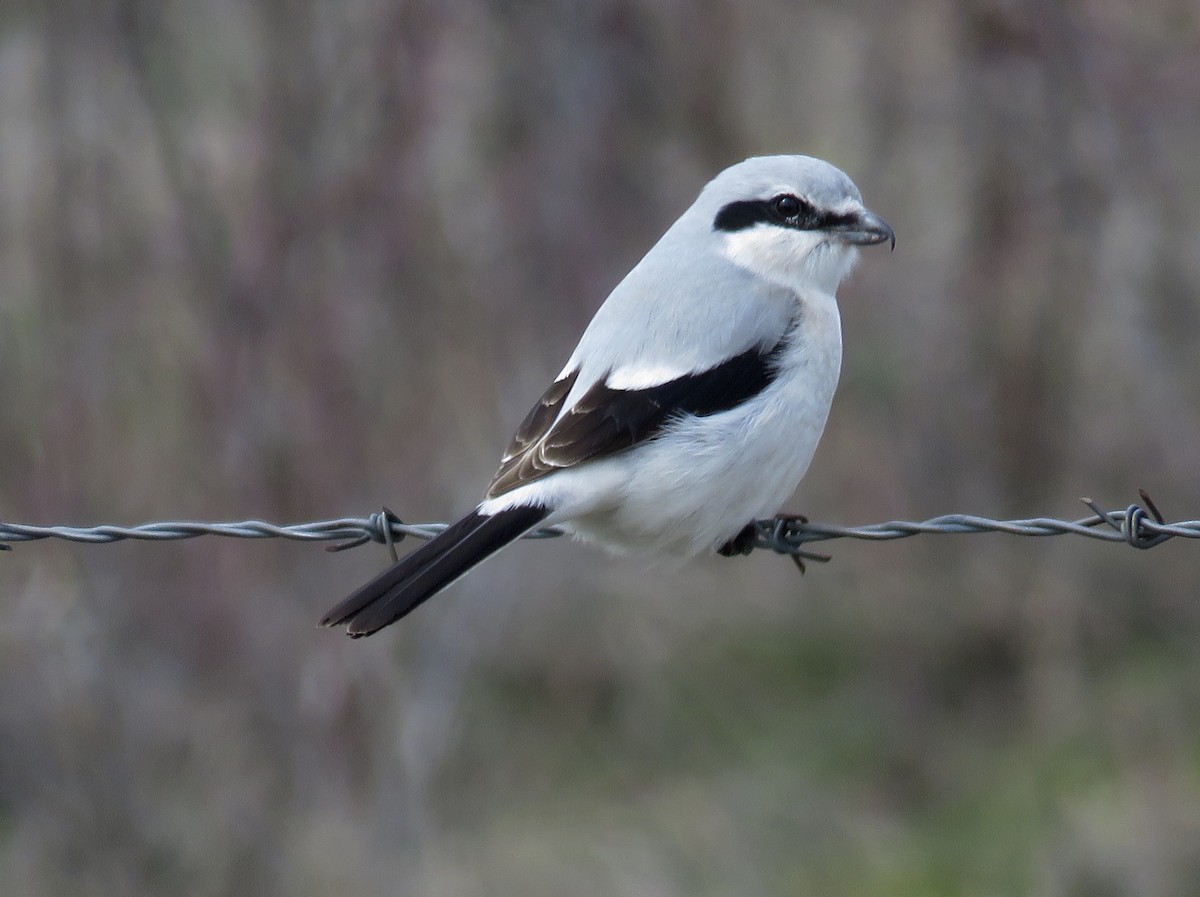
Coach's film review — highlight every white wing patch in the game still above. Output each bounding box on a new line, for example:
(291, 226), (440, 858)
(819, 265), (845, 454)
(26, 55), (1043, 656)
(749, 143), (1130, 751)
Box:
(605, 364), (695, 391)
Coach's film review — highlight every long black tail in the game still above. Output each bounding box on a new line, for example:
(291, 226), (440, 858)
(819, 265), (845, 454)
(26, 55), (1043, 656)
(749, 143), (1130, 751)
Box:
(320, 504), (550, 637)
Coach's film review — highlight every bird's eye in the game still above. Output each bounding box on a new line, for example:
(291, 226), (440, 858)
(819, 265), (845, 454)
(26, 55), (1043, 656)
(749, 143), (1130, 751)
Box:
(772, 195), (802, 220)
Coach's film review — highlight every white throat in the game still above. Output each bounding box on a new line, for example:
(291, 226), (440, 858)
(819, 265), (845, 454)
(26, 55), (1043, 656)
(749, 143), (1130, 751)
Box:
(720, 228), (860, 296)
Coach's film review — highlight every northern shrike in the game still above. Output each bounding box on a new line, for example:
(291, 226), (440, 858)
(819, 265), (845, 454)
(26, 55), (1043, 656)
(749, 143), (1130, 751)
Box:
(322, 154), (893, 637)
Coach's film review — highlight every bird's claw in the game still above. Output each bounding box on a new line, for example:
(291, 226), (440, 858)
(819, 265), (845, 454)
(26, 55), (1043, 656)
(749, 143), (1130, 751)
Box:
(765, 513), (832, 574)
(716, 514), (832, 574)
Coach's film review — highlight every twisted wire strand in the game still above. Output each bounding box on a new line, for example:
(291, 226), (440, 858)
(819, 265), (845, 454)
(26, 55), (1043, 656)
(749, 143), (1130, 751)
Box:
(0, 494), (1194, 558)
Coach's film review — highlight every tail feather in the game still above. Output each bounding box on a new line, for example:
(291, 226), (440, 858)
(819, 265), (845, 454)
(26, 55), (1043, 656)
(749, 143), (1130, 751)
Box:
(320, 504), (550, 637)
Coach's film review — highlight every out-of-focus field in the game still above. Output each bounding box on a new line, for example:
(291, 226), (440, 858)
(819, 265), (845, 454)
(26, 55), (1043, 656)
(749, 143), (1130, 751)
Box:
(2, 2), (1199, 895)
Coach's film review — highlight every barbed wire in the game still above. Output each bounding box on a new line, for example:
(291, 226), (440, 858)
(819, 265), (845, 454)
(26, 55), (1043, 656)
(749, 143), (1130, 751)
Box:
(1, 492), (1195, 566)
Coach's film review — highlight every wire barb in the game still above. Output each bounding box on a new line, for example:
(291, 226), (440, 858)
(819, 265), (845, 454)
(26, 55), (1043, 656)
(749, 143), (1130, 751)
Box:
(1080, 490), (1173, 551)
(0, 492), (1195, 561)
(324, 507), (407, 557)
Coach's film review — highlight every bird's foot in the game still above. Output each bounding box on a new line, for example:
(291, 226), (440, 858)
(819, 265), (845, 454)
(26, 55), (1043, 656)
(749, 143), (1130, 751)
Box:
(771, 512), (810, 527)
(768, 513), (833, 573)
(718, 513), (831, 574)
(768, 514), (814, 573)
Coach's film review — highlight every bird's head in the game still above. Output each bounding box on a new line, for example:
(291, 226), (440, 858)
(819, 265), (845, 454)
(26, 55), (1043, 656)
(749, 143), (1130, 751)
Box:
(697, 154), (894, 295)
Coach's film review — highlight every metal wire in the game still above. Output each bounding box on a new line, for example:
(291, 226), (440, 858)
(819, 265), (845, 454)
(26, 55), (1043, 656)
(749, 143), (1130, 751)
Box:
(1, 492), (1195, 559)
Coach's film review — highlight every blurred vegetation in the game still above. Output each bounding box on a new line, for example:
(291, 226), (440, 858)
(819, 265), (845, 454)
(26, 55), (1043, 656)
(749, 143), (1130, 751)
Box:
(2, 0), (1199, 895)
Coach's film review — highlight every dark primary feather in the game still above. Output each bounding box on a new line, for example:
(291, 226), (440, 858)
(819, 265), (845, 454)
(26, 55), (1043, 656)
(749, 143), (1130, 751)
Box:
(501, 369), (579, 462)
(320, 504), (549, 636)
(486, 336), (789, 498)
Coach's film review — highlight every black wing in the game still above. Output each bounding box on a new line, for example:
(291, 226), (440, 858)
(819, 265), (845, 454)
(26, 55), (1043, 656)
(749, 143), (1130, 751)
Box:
(498, 369), (579, 465)
(486, 338), (787, 498)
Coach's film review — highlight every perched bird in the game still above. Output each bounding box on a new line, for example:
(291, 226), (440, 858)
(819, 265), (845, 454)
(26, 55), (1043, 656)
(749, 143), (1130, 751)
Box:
(322, 154), (893, 637)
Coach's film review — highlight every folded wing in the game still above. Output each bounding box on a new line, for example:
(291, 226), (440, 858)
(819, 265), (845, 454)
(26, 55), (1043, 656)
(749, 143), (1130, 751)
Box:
(487, 337), (788, 498)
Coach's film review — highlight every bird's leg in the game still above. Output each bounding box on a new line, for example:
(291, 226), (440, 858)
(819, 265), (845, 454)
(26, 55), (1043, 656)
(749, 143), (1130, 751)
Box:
(717, 522), (757, 557)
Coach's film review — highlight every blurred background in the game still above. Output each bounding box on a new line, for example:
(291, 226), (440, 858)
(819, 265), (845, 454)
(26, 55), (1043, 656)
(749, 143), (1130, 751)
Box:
(2, 0), (1199, 894)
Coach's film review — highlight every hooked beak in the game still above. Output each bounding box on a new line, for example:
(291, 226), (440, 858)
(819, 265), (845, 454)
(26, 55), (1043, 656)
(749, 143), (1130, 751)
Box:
(829, 207), (895, 250)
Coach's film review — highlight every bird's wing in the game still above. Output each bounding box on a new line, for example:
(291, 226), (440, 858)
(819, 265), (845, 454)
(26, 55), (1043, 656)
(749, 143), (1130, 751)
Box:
(486, 337), (786, 498)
